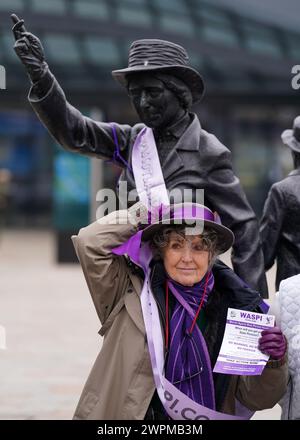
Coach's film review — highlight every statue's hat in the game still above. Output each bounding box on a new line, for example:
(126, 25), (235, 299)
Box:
(282, 116), (300, 153)
(112, 39), (205, 104)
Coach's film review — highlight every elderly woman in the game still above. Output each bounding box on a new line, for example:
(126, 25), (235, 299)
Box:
(72, 202), (287, 420)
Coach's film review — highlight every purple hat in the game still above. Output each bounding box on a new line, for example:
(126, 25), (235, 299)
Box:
(281, 116), (300, 153)
(141, 203), (234, 254)
(112, 39), (205, 104)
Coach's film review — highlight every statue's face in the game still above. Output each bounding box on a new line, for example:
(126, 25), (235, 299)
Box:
(128, 74), (184, 129)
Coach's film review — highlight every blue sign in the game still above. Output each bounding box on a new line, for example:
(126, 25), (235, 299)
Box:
(53, 151), (90, 230)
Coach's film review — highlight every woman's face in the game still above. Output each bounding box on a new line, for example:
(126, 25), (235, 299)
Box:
(163, 232), (210, 286)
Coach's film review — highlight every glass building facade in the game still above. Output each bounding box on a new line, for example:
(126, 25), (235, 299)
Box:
(0, 0), (299, 230)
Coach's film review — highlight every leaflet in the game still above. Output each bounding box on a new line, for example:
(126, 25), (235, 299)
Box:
(213, 307), (275, 375)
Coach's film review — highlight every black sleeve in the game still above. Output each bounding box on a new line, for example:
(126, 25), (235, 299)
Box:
(28, 69), (132, 165)
(260, 184), (285, 270)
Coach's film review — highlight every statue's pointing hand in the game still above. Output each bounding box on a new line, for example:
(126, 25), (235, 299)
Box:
(11, 13), (48, 83)
(11, 13), (27, 39)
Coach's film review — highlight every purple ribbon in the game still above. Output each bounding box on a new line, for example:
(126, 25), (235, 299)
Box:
(108, 123), (133, 172)
(112, 204), (221, 263)
(112, 229), (143, 265)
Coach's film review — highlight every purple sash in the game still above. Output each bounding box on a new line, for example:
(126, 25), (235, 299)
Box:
(132, 127), (169, 209)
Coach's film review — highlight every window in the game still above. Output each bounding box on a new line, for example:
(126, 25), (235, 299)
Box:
(243, 24), (282, 58)
(197, 6), (239, 48)
(208, 57), (254, 89)
(202, 25), (239, 47)
(286, 34), (300, 60)
(44, 34), (81, 65)
(152, 0), (188, 14)
(1, 31), (18, 62)
(73, 0), (110, 20)
(31, 0), (66, 15)
(159, 15), (194, 37)
(188, 52), (205, 71)
(117, 0), (148, 4)
(116, 6), (152, 27)
(0, 0), (23, 10)
(84, 37), (120, 66)
(196, 6), (232, 27)
(120, 38), (136, 64)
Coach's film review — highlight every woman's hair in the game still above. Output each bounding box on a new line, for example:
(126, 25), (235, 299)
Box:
(149, 225), (220, 267)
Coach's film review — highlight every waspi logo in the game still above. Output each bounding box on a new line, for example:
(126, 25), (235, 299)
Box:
(0, 65), (6, 89)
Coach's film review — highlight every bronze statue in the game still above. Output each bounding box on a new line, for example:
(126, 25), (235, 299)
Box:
(260, 116), (300, 290)
(11, 14), (268, 297)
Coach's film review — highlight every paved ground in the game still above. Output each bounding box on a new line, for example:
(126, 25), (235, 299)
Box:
(0, 230), (282, 419)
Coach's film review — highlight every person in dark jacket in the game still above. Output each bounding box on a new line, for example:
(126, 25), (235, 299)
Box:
(11, 14), (268, 297)
(260, 116), (300, 290)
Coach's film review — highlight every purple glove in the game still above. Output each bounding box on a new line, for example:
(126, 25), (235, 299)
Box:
(258, 326), (287, 360)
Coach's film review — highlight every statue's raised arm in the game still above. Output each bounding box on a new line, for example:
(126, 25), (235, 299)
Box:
(10, 13), (129, 165)
(11, 13), (48, 83)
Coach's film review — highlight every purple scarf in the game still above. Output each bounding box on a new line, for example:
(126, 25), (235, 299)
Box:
(165, 271), (216, 409)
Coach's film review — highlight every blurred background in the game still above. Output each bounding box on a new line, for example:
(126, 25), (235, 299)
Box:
(0, 0), (299, 420)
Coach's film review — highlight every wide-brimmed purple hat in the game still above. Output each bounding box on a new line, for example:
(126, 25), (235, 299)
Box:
(141, 203), (234, 254)
(112, 39), (205, 104)
(281, 116), (300, 153)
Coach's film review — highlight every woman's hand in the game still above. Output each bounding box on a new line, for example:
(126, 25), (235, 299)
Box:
(258, 326), (287, 360)
(128, 201), (148, 227)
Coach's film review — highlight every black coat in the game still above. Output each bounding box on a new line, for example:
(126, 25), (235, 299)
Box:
(28, 71), (267, 297)
(260, 168), (300, 289)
